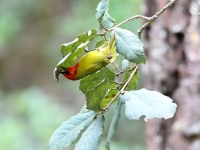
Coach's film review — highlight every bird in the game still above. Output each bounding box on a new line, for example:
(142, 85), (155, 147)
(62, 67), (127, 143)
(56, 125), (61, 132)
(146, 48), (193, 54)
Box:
(60, 36), (116, 80)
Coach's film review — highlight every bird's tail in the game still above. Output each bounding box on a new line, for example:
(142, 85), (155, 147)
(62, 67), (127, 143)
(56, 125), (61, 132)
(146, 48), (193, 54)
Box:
(108, 35), (117, 62)
(100, 35), (117, 63)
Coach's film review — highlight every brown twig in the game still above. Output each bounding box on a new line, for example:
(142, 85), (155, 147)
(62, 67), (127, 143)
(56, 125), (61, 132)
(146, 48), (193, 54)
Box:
(98, 0), (178, 38)
(98, 15), (150, 36)
(112, 15), (150, 29)
(103, 65), (139, 110)
(116, 66), (136, 76)
(138, 0), (179, 38)
(119, 65), (139, 94)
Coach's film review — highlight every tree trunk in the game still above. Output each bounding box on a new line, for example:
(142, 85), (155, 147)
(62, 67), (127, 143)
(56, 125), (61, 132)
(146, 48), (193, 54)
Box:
(143, 0), (200, 150)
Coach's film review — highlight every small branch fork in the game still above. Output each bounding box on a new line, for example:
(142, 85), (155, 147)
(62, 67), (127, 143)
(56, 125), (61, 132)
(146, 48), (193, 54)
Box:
(98, 0), (179, 38)
(138, 0), (178, 38)
(103, 65), (139, 110)
(116, 66), (135, 76)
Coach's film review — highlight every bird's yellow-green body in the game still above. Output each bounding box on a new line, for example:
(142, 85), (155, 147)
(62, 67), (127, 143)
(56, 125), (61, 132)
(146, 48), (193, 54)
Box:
(76, 50), (108, 79)
(62, 36), (116, 80)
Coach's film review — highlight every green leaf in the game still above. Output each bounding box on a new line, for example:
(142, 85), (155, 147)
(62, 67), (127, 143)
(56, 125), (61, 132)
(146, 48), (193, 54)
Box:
(95, 0), (109, 20)
(58, 41), (89, 68)
(121, 89), (177, 122)
(114, 28), (146, 64)
(61, 29), (97, 57)
(54, 29), (97, 81)
(105, 100), (123, 150)
(102, 10), (115, 29)
(95, 39), (106, 48)
(122, 69), (139, 91)
(75, 116), (105, 150)
(86, 79), (117, 111)
(49, 111), (96, 150)
(79, 67), (115, 94)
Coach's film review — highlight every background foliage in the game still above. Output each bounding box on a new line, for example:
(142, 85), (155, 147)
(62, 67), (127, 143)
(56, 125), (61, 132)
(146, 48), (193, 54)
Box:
(0, 0), (146, 149)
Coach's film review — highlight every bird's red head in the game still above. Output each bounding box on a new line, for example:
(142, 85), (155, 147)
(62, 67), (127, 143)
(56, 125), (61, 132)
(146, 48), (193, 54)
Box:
(60, 63), (79, 80)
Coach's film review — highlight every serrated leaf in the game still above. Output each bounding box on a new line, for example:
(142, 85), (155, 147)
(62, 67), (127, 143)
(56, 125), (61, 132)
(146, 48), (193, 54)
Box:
(61, 29), (97, 57)
(49, 111), (96, 150)
(121, 89), (177, 122)
(58, 41), (89, 68)
(102, 10), (115, 29)
(75, 116), (105, 150)
(105, 100), (123, 150)
(122, 69), (139, 91)
(79, 67), (115, 94)
(121, 59), (129, 70)
(86, 79), (117, 111)
(95, 39), (106, 48)
(95, 0), (109, 20)
(114, 28), (146, 64)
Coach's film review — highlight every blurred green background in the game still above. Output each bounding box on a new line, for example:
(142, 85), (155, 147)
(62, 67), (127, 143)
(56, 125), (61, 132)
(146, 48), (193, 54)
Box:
(0, 0), (145, 149)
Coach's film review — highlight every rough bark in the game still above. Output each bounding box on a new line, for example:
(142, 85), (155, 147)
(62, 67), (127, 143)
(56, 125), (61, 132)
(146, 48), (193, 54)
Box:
(143, 0), (200, 150)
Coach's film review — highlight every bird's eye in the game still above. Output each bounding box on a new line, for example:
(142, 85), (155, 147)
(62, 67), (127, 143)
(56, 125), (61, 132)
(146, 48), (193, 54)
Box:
(65, 70), (71, 75)
(60, 69), (71, 75)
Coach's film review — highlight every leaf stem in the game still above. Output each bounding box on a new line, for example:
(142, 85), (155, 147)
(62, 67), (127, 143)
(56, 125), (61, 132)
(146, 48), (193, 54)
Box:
(103, 65), (138, 110)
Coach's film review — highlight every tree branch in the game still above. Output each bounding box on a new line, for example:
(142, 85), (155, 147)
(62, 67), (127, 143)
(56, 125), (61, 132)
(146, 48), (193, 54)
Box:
(98, 15), (150, 36)
(98, 0), (178, 38)
(138, 0), (179, 38)
(112, 15), (150, 29)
